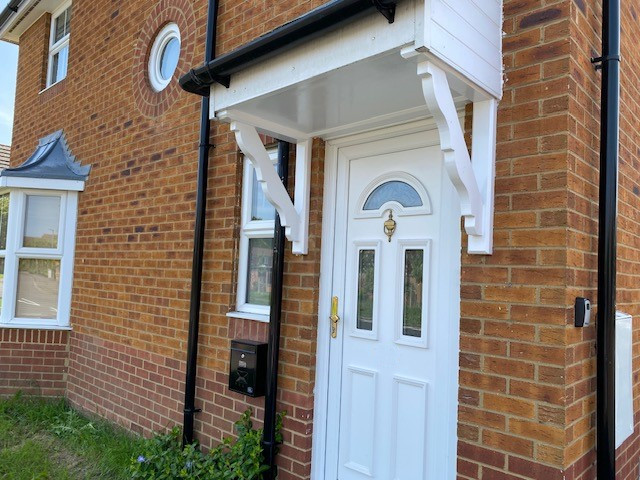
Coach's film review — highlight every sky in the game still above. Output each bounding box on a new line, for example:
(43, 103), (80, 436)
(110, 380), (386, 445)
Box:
(0, 0), (18, 146)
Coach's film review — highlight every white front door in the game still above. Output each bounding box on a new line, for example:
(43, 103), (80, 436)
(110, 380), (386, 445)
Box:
(322, 125), (461, 480)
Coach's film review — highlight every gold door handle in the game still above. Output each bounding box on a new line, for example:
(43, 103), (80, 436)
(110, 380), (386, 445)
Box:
(330, 296), (340, 339)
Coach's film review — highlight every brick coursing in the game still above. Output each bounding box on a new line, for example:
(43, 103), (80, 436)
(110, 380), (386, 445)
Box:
(3, 0), (640, 479)
(457, 0), (573, 477)
(0, 329), (68, 396)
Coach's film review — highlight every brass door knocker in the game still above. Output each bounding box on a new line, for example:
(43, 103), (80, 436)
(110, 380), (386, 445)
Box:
(384, 210), (396, 242)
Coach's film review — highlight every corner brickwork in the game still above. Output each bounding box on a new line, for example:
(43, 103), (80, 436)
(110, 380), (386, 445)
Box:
(565, 1), (640, 479)
(458, 0), (575, 478)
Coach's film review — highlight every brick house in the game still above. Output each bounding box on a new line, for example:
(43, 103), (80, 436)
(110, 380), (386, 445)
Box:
(0, 0), (637, 479)
(0, 145), (10, 170)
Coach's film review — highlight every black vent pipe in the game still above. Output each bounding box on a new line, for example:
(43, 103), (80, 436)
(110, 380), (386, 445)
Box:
(595, 0), (620, 477)
(262, 140), (289, 480)
(182, 0), (219, 446)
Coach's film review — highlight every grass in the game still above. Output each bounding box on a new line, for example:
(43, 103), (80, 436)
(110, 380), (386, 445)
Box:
(0, 393), (145, 479)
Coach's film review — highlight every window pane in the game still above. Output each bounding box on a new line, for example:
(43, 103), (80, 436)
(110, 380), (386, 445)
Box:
(54, 7), (71, 43)
(0, 194), (9, 250)
(402, 250), (424, 337)
(51, 52), (60, 84)
(246, 238), (273, 305)
(56, 45), (69, 82)
(159, 37), (180, 80)
(23, 195), (61, 248)
(64, 6), (72, 36)
(356, 250), (375, 331)
(50, 46), (69, 85)
(16, 259), (60, 319)
(54, 12), (65, 42)
(250, 170), (275, 221)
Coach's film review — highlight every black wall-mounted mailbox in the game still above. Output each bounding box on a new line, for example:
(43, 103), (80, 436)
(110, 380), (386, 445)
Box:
(229, 339), (267, 397)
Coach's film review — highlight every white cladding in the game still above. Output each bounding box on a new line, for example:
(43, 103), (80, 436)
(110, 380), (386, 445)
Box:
(416, 0), (503, 98)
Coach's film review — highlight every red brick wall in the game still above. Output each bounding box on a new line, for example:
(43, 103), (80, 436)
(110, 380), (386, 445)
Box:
(8, 0), (325, 478)
(9, 0), (640, 479)
(457, 1), (573, 477)
(0, 329), (68, 396)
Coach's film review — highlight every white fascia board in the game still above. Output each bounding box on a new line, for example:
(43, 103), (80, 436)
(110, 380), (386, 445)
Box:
(211, 0), (419, 117)
(1, 0), (67, 44)
(0, 176), (85, 191)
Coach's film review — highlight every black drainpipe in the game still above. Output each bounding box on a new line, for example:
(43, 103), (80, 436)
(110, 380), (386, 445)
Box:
(262, 140), (289, 480)
(594, 0), (620, 477)
(182, 0), (219, 446)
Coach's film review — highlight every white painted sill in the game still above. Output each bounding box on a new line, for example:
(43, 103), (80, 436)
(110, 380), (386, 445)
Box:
(0, 323), (72, 330)
(39, 78), (66, 95)
(226, 311), (270, 323)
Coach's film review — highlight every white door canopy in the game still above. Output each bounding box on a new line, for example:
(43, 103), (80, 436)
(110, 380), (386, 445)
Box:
(180, 0), (503, 254)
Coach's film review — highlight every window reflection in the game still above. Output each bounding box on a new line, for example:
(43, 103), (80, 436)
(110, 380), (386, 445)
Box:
(402, 249), (423, 337)
(357, 249), (375, 331)
(16, 258), (60, 319)
(246, 238), (273, 305)
(23, 195), (61, 248)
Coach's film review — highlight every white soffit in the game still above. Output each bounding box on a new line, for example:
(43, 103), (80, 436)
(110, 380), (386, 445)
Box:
(0, 0), (66, 44)
(211, 0), (502, 140)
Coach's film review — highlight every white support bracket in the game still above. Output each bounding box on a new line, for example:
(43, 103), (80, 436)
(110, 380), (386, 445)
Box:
(229, 121), (311, 255)
(417, 60), (496, 254)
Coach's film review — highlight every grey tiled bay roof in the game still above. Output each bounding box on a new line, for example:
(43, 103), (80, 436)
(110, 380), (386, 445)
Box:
(0, 131), (90, 181)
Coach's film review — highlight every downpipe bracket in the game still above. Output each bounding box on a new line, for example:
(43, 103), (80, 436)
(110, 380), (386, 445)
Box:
(591, 54), (621, 70)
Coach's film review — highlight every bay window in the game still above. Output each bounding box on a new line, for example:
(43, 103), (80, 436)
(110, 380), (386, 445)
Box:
(0, 130), (89, 329)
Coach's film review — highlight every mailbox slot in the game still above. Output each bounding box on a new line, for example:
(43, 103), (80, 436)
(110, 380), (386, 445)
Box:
(229, 339), (267, 397)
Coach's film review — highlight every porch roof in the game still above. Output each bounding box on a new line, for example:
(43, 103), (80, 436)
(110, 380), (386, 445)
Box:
(179, 0), (397, 96)
(1, 130), (90, 181)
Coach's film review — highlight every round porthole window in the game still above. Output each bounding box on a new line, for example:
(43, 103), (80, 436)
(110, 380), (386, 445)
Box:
(148, 23), (181, 92)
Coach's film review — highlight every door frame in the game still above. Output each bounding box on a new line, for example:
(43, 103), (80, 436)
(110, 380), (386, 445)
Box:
(311, 118), (462, 479)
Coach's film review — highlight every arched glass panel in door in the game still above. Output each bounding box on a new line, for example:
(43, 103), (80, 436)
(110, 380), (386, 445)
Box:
(363, 181), (423, 211)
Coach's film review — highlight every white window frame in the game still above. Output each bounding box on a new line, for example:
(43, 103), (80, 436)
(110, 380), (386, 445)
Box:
(229, 152), (277, 322)
(0, 188), (79, 329)
(148, 23), (181, 92)
(46, 1), (72, 88)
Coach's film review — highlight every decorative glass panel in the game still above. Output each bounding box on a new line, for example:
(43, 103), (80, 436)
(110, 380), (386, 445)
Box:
(251, 170), (276, 221)
(356, 250), (375, 331)
(16, 259), (61, 319)
(363, 181), (423, 211)
(0, 194), (9, 250)
(246, 238), (273, 305)
(402, 250), (424, 337)
(23, 195), (61, 248)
